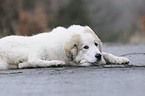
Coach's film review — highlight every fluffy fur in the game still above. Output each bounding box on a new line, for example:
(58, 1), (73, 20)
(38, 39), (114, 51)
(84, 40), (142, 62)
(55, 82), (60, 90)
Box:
(0, 25), (130, 69)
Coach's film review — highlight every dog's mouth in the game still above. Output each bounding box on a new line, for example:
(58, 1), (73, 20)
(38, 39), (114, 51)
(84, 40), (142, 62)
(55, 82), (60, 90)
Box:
(90, 61), (101, 66)
(79, 59), (102, 66)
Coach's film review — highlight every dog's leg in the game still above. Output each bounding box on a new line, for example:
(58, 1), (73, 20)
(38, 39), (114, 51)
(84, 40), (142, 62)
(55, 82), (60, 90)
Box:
(102, 52), (130, 64)
(18, 60), (66, 68)
(18, 46), (66, 68)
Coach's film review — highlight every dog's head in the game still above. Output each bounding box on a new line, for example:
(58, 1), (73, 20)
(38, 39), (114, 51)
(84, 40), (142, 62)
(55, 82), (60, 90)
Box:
(64, 25), (105, 66)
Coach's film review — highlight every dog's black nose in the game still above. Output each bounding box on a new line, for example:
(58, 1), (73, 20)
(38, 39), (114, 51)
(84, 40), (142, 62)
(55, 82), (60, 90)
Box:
(95, 53), (102, 60)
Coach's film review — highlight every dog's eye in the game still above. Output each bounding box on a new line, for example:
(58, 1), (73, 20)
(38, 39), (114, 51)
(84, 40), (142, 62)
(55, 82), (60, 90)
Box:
(83, 46), (89, 49)
(95, 43), (98, 46)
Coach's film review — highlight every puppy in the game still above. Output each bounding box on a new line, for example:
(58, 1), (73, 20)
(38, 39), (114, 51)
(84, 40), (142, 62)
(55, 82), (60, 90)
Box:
(0, 25), (129, 69)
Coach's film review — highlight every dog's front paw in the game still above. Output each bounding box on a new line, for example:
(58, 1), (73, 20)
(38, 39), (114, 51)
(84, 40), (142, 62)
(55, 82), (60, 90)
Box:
(18, 62), (28, 68)
(110, 57), (130, 64)
(103, 52), (130, 64)
(118, 57), (130, 64)
(52, 60), (66, 65)
(79, 63), (91, 66)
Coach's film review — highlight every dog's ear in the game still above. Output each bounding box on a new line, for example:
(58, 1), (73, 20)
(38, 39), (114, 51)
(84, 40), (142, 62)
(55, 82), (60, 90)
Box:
(64, 34), (80, 61)
(64, 44), (78, 61)
(70, 44), (78, 61)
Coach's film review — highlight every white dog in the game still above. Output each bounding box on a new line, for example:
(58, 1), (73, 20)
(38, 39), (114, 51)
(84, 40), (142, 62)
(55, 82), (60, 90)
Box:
(0, 25), (129, 69)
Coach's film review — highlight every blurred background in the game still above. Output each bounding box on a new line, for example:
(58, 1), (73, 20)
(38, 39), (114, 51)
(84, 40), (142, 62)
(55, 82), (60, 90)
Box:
(0, 0), (145, 43)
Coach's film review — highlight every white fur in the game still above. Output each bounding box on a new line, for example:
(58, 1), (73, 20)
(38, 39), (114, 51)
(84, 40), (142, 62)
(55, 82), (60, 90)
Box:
(0, 25), (130, 69)
(102, 52), (130, 64)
